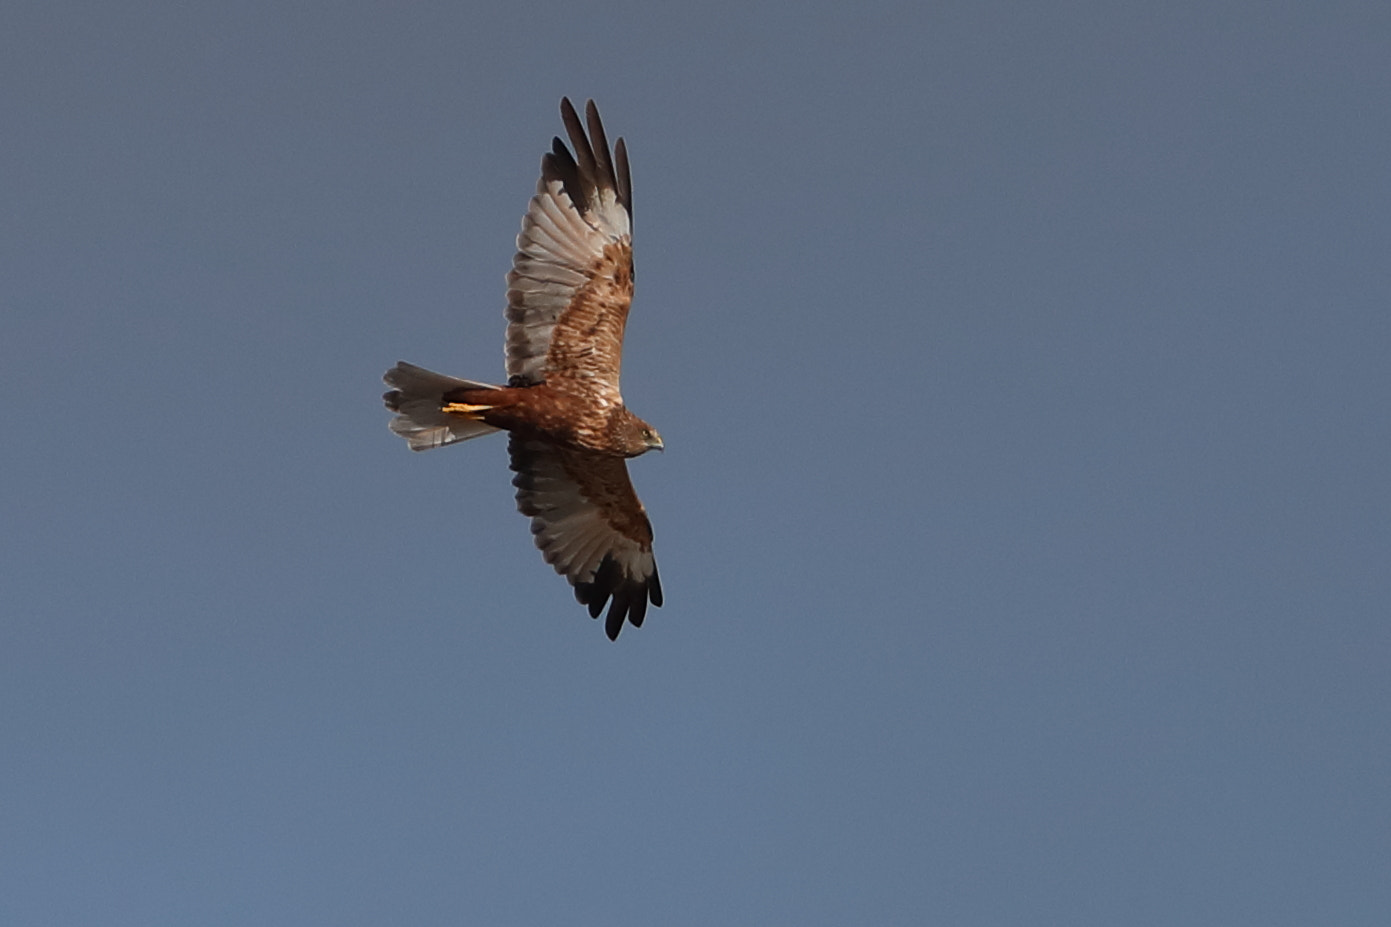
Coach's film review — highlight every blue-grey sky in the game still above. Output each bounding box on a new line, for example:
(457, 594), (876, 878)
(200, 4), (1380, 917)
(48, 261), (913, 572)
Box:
(3, 2), (1388, 924)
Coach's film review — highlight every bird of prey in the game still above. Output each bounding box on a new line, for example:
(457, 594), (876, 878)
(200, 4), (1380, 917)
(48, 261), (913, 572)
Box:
(383, 98), (663, 640)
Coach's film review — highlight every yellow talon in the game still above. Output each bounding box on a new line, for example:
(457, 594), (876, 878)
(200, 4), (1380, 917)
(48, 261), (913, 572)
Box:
(441, 402), (494, 416)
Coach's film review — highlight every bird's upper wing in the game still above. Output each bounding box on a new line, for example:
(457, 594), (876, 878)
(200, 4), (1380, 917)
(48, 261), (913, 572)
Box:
(505, 98), (634, 405)
(509, 435), (661, 640)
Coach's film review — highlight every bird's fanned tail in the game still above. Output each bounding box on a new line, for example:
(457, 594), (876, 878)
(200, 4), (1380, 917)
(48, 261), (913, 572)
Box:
(383, 361), (503, 451)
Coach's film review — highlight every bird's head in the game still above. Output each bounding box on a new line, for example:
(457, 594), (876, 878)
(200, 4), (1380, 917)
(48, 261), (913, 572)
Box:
(615, 410), (664, 457)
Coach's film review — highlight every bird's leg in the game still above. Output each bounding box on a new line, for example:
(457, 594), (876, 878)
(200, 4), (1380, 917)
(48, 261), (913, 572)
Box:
(441, 401), (495, 417)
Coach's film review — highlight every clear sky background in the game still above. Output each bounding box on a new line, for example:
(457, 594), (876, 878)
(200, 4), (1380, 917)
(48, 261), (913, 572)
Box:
(3, 2), (1388, 924)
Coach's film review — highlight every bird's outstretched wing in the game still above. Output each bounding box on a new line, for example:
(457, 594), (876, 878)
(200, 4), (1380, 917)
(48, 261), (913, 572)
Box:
(505, 98), (634, 405)
(509, 435), (661, 640)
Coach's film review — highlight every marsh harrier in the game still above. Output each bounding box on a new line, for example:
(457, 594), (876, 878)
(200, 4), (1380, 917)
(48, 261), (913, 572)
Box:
(383, 99), (662, 640)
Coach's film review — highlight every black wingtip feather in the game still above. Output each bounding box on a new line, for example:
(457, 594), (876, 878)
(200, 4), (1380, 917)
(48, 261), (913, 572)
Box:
(605, 601), (624, 641)
(571, 554), (661, 641)
(543, 137), (587, 215)
(614, 137), (632, 217)
(584, 100), (614, 184)
(559, 97), (597, 189)
(543, 97), (629, 222)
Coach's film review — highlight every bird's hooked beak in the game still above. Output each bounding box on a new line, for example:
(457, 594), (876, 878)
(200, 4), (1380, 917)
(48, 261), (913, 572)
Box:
(647, 429), (665, 453)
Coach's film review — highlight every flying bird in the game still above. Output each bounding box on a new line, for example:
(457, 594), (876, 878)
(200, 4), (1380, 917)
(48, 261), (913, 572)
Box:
(383, 98), (663, 640)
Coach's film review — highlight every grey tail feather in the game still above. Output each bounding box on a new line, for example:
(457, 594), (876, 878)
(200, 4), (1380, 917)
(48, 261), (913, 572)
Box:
(382, 361), (503, 451)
